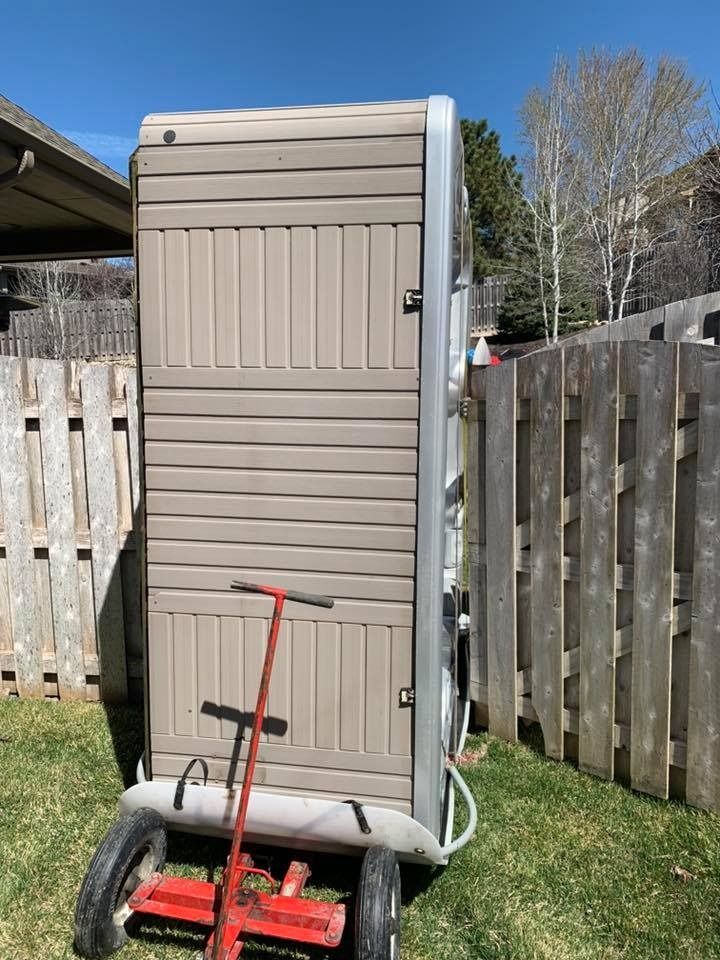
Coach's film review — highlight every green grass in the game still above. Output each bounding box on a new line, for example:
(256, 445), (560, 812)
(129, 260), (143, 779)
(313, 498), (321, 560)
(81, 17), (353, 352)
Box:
(1, 699), (719, 960)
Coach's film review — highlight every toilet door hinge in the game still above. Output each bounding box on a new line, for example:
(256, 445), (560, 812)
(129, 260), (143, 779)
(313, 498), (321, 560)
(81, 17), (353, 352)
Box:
(399, 687), (415, 707)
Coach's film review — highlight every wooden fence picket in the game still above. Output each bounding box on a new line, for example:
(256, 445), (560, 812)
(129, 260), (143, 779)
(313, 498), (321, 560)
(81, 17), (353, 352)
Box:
(81, 365), (128, 702)
(37, 362), (86, 699)
(686, 345), (720, 808)
(468, 327), (720, 812)
(0, 359), (43, 696)
(529, 350), (565, 760)
(578, 343), (619, 779)
(0, 356), (141, 701)
(466, 397), (487, 704)
(125, 370), (141, 522)
(629, 342), (678, 799)
(485, 361), (517, 741)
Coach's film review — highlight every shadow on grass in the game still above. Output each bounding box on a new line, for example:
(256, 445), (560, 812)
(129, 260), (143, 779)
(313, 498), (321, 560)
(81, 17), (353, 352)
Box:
(103, 702), (145, 789)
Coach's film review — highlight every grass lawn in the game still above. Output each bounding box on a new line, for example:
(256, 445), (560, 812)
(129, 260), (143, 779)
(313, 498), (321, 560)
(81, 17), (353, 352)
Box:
(1, 699), (719, 960)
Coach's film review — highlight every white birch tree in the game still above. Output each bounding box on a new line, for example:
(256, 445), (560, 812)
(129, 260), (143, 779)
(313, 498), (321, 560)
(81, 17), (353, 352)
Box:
(15, 259), (134, 359)
(571, 49), (704, 321)
(519, 57), (581, 343)
(16, 261), (82, 359)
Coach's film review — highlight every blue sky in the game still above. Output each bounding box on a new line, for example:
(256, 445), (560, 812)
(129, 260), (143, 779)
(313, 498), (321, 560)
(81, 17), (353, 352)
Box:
(3, 0), (719, 175)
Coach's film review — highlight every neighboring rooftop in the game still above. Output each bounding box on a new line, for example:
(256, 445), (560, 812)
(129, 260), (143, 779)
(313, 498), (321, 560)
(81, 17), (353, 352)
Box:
(0, 95), (132, 260)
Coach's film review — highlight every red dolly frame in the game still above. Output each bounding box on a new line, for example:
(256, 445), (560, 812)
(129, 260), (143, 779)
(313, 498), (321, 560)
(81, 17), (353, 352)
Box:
(126, 581), (346, 960)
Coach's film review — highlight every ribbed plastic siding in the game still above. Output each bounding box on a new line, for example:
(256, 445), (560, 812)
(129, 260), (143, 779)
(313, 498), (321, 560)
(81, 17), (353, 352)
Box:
(136, 101), (426, 812)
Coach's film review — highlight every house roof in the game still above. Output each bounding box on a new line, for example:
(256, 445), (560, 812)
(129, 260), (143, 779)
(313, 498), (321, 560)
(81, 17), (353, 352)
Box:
(0, 95), (132, 261)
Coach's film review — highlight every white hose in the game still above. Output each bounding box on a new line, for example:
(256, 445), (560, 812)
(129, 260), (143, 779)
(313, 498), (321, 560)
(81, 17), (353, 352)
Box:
(136, 753), (146, 784)
(456, 698), (471, 755)
(439, 764), (477, 857)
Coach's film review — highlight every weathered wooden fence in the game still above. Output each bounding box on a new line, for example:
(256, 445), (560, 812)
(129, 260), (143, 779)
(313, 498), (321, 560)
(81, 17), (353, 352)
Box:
(467, 338), (720, 811)
(562, 291), (720, 348)
(0, 299), (136, 360)
(0, 356), (140, 702)
(470, 277), (507, 339)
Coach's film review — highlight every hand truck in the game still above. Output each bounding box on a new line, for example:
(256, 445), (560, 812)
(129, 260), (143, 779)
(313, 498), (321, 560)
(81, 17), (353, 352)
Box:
(74, 581), (402, 960)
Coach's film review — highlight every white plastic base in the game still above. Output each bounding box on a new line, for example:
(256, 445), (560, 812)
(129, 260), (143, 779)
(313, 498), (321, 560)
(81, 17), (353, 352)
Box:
(119, 780), (449, 865)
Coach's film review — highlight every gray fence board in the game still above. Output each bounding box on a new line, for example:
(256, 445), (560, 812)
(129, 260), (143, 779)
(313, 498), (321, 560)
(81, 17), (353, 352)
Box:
(629, 342), (678, 799)
(578, 343), (619, 779)
(469, 335), (720, 811)
(529, 350), (564, 760)
(37, 363), (86, 698)
(0, 359), (43, 696)
(0, 355), (140, 701)
(485, 361), (517, 741)
(687, 345), (720, 808)
(561, 292), (720, 349)
(81, 365), (128, 702)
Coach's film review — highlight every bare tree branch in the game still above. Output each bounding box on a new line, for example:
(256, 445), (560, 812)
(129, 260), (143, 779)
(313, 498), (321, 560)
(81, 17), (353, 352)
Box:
(15, 259), (135, 359)
(519, 56), (582, 343)
(571, 49), (705, 320)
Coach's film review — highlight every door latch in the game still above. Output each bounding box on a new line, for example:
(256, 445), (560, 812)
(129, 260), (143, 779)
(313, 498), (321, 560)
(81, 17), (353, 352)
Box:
(403, 289), (422, 310)
(399, 687), (415, 707)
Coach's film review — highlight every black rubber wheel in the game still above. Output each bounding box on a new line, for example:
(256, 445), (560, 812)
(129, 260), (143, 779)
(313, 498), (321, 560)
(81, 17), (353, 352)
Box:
(74, 808), (167, 958)
(355, 845), (401, 960)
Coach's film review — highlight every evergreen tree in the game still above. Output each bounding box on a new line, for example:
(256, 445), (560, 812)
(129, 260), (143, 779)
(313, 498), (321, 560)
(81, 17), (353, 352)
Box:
(497, 205), (595, 341)
(461, 119), (521, 278)
(461, 116), (593, 339)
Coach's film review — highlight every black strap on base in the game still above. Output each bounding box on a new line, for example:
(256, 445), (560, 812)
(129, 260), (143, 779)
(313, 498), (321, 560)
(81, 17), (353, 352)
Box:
(343, 798), (372, 835)
(173, 757), (210, 810)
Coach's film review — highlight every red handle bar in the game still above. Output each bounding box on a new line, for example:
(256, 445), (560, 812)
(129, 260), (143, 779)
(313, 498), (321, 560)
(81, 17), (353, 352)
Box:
(231, 580), (334, 609)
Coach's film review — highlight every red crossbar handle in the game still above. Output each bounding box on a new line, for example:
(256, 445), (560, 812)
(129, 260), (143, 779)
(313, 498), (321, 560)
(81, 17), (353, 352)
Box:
(231, 580), (335, 609)
(210, 581), (334, 960)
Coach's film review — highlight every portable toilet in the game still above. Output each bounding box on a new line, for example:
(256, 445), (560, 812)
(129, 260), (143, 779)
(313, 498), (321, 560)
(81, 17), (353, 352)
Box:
(121, 96), (475, 865)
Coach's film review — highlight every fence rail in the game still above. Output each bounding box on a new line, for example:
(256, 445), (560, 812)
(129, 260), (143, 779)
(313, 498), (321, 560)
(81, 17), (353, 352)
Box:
(467, 338), (720, 811)
(0, 300), (136, 360)
(0, 356), (140, 701)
